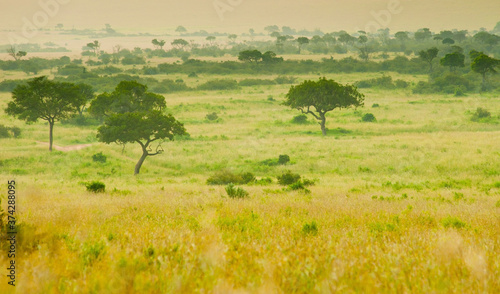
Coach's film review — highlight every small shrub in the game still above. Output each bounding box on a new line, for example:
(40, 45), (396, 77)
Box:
(0, 125), (21, 138)
(207, 170), (242, 185)
(197, 79), (239, 91)
(471, 107), (491, 121)
(92, 152), (107, 163)
(278, 155), (290, 165)
(205, 112), (219, 121)
(278, 170), (301, 185)
(291, 114), (309, 124)
(441, 216), (466, 229)
(274, 76), (297, 84)
(255, 177), (273, 185)
(362, 113), (376, 122)
(86, 181), (105, 193)
(302, 221), (318, 236)
(0, 125), (10, 138)
(225, 184), (249, 199)
(188, 72), (198, 78)
(372, 103), (380, 108)
(240, 172), (256, 184)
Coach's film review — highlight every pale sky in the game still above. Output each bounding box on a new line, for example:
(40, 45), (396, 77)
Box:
(0, 0), (499, 34)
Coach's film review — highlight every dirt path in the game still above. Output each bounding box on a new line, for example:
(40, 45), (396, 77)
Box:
(36, 141), (93, 152)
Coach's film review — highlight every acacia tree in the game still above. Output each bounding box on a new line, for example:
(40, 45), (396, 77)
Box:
(152, 39), (166, 50)
(86, 40), (100, 56)
(283, 78), (364, 136)
(440, 52), (465, 72)
(296, 37), (309, 54)
(238, 50), (263, 63)
(97, 111), (186, 175)
(5, 76), (86, 151)
(418, 47), (439, 72)
(90, 81), (186, 175)
(470, 51), (500, 89)
(6, 46), (27, 61)
(171, 39), (189, 50)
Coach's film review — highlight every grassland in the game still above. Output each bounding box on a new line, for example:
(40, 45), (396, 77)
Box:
(0, 57), (499, 293)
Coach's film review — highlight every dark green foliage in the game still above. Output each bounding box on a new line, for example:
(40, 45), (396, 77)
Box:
(58, 64), (87, 75)
(413, 73), (474, 94)
(92, 152), (107, 163)
(355, 75), (408, 89)
(197, 79), (239, 91)
(86, 181), (106, 193)
(206, 170), (245, 185)
(225, 184), (249, 199)
(302, 221), (318, 236)
(0, 79), (24, 92)
(277, 170), (301, 185)
(441, 216), (466, 229)
(91, 66), (123, 75)
(188, 72), (198, 78)
(291, 114), (309, 124)
(274, 76), (297, 84)
(372, 103), (380, 108)
(121, 55), (146, 65)
(471, 107), (492, 121)
(0, 125), (21, 138)
(278, 155), (291, 165)
(362, 113), (376, 122)
(240, 172), (256, 184)
(205, 112), (219, 121)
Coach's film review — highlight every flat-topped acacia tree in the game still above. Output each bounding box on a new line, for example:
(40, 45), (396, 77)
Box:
(6, 76), (87, 151)
(90, 81), (187, 175)
(283, 77), (364, 136)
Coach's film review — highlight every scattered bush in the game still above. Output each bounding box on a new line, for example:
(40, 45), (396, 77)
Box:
(254, 177), (273, 185)
(207, 170), (254, 185)
(188, 72), (198, 78)
(205, 112), (219, 121)
(302, 221), (318, 236)
(225, 184), (249, 199)
(274, 76), (297, 84)
(278, 155), (291, 165)
(0, 125), (21, 138)
(92, 152), (107, 163)
(372, 103), (380, 108)
(362, 113), (377, 122)
(197, 79), (239, 91)
(291, 114), (309, 124)
(86, 181), (106, 193)
(277, 170), (301, 186)
(441, 216), (466, 229)
(471, 107), (491, 121)
(355, 75), (408, 89)
(238, 79), (276, 87)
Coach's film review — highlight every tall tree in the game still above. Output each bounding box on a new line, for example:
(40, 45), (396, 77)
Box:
(296, 37), (309, 54)
(6, 46), (27, 61)
(418, 47), (439, 72)
(152, 39), (166, 50)
(171, 39), (189, 50)
(86, 40), (100, 56)
(283, 78), (364, 136)
(238, 50), (263, 63)
(5, 77), (86, 151)
(470, 51), (500, 89)
(175, 26), (187, 33)
(440, 52), (465, 72)
(97, 110), (186, 175)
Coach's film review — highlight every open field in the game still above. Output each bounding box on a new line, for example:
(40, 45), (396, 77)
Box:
(1, 48), (500, 293)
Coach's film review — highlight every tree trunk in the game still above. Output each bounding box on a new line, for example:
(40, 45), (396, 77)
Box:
(49, 120), (54, 152)
(320, 114), (327, 136)
(134, 149), (149, 175)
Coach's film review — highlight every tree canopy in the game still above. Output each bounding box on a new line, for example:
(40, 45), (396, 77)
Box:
(283, 78), (364, 136)
(5, 76), (87, 151)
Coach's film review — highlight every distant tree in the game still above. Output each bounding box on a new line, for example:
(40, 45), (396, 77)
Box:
(493, 21), (500, 34)
(296, 37), (309, 54)
(228, 34), (238, 43)
(453, 30), (468, 43)
(470, 51), (500, 88)
(6, 46), (27, 61)
(440, 52), (465, 72)
(473, 31), (500, 46)
(86, 40), (100, 56)
(322, 33), (336, 47)
(264, 25), (280, 34)
(175, 26), (187, 33)
(283, 78), (364, 136)
(75, 83), (95, 115)
(442, 38), (455, 45)
(414, 28), (432, 41)
(262, 51), (283, 63)
(104, 24), (116, 34)
(249, 28), (255, 40)
(55, 23), (64, 30)
(418, 47), (439, 72)
(238, 50), (263, 63)
(5, 77), (86, 151)
(338, 33), (357, 45)
(21, 61), (40, 75)
(171, 39), (189, 50)
(395, 31), (409, 50)
(357, 35), (372, 61)
(206, 36), (216, 46)
(152, 39), (166, 50)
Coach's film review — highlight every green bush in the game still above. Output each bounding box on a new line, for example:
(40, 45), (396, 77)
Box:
(278, 155), (290, 165)
(205, 112), (219, 121)
(0, 125), (21, 138)
(197, 79), (239, 91)
(188, 72), (198, 78)
(86, 181), (106, 193)
(240, 172), (256, 184)
(225, 184), (249, 199)
(302, 221), (318, 236)
(362, 113), (377, 122)
(277, 170), (301, 185)
(92, 152), (107, 163)
(441, 216), (466, 229)
(207, 170), (254, 185)
(238, 79), (276, 87)
(274, 76), (297, 84)
(291, 114), (309, 124)
(471, 107), (491, 121)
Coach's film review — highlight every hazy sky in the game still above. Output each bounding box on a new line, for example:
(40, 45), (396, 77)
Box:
(1, 0), (499, 34)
